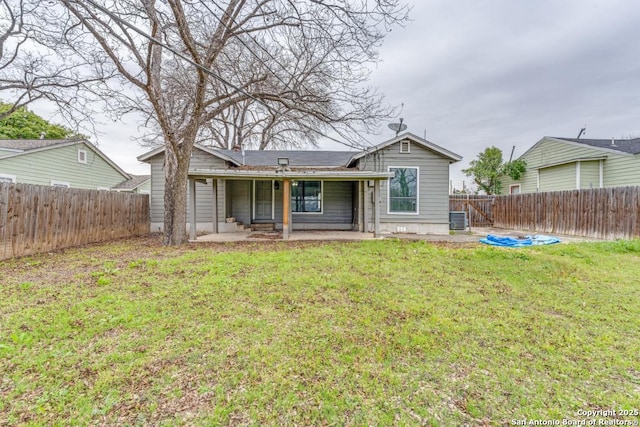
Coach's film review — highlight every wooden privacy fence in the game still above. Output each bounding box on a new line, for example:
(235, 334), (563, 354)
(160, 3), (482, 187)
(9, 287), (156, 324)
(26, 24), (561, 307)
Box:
(493, 186), (640, 239)
(449, 195), (495, 227)
(0, 183), (149, 260)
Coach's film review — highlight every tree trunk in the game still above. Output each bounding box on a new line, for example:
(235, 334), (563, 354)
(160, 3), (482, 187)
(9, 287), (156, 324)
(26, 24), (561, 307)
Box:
(163, 143), (192, 245)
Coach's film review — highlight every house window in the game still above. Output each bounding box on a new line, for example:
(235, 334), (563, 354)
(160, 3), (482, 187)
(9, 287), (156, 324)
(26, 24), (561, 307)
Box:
(0, 173), (16, 183)
(291, 180), (322, 213)
(51, 180), (70, 188)
(509, 184), (521, 195)
(399, 140), (410, 153)
(78, 149), (88, 164)
(388, 167), (418, 214)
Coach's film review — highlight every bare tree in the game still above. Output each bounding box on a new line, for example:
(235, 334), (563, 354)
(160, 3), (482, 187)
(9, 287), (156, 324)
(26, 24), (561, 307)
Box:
(55, 0), (409, 245)
(0, 0), (111, 128)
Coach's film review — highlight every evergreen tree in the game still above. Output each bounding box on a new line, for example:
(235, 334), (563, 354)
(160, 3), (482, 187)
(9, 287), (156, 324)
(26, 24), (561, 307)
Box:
(0, 104), (75, 139)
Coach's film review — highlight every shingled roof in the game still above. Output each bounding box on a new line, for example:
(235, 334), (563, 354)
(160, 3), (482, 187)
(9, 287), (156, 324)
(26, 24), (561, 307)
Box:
(219, 150), (357, 167)
(552, 137), (640, 155)
(112, 175), (150, 191)
(0, 139), (81, 151)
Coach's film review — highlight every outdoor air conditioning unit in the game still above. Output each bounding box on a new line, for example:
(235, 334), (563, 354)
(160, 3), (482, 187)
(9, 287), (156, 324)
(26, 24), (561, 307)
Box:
(449, 211), (468, 230)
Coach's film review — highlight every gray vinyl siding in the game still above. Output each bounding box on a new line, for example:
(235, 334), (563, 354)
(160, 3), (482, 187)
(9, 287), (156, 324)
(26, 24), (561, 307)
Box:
(223, 180), (354, 229)
(580, 161), (600, 189)
(539, 163), (576, 192)
(357, 141), (451, 224)
(148, 147), (226, 225)
(0, 142), (128, 189)
(226, 180), (251, 225)
(284, 180), (354, 227)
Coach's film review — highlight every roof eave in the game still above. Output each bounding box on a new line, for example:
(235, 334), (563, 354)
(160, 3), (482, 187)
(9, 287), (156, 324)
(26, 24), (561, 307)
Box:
(0, 139), (130, 179)
(348, 132), (462, 164)
(188, 168), (394, 180)
(137, 144), (242, 166)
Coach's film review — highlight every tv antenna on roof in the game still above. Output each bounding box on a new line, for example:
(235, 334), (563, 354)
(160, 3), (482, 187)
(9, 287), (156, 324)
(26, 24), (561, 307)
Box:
(388, 118), (407, 136)
(577, 125), (586, 139)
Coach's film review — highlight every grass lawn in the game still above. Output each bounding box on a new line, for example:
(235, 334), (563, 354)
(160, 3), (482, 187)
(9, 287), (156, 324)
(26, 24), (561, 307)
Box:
(1, 237), (639, 426)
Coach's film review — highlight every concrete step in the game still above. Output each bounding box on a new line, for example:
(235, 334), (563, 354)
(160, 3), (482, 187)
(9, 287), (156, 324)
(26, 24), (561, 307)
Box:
(251, 223), (275, 231)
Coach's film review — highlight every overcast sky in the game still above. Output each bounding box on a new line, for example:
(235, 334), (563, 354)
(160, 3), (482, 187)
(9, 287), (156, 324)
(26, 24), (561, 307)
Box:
(33, 0), (640, 190)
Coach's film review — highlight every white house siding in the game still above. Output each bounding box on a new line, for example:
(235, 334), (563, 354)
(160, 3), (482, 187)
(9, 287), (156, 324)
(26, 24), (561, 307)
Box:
(0, 142), (128, 189)
(357, 141), (451, 234)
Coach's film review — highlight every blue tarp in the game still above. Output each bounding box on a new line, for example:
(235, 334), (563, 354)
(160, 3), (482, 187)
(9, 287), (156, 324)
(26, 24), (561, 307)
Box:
(480, 234), (561, 247)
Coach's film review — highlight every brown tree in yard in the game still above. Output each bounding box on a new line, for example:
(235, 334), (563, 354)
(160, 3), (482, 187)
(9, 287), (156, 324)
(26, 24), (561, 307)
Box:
(0, 0), (111, 127)
(55, 0), (409, 245)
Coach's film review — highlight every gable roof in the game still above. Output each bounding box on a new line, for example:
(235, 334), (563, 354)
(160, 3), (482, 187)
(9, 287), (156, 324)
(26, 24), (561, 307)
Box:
(0, 139), (72, 151)
(552, 137), (640, 155)
(0, 139), (131, 178)
(519, 136), (640, 160)
(136, 143), (241, 164)
(138, 133), (463, 167)
(138, 144), (356, 167)
(348, 132), (462, 164)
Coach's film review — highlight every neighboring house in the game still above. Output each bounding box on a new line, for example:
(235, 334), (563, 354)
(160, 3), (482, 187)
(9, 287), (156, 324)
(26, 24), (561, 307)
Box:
(0, 139), (149, 192)
(112, 174), (151, 194)
(138, 132), (462, 238)
(501, 136), (640, 195)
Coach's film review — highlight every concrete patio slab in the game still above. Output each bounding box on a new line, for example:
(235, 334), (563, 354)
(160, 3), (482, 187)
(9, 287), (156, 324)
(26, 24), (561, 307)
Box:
(191, 227), (601, 244)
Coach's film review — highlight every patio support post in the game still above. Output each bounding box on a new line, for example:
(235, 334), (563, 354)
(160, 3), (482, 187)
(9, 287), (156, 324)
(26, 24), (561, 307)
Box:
(283, 178), (290, 240)
(212, 179), (218, 233)
(374, 179), (381, 238)
(189, 178), (197, 240)
(363, 182), (368, 233)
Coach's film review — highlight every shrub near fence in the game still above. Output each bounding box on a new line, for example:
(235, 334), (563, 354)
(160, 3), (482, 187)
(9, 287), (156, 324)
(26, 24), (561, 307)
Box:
(0, 183), (150, 260)
(493, 186), (640, 240)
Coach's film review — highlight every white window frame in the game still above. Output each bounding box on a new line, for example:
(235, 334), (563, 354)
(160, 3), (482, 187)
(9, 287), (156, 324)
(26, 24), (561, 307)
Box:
(0, 173), (17, 183)
(399, 140), (410, 153)
(50, 180), (70, 188)
(77, 149), (88, 164)
(291, 180), (323, 214)
(387, 166), (419, 215)
(509, 184), (521, 195)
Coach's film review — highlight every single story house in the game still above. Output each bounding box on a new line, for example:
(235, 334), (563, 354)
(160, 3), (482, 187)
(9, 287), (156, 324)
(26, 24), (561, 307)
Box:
(501, 136), (640, 194)
(0, 139), (150, 192)
(138, 132), (462, 239)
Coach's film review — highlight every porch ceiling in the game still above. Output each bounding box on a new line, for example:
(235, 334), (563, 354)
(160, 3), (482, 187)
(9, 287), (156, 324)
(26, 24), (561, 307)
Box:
(188, 168), (394, 181)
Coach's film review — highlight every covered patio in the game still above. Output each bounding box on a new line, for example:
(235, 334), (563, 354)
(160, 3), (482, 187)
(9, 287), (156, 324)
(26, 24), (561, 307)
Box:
(187, 167), (393, 241)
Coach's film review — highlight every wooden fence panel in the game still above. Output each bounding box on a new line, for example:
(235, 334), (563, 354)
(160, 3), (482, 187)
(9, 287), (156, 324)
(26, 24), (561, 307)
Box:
(0, 183), (150, 260)
(492, 186), (640, 239)
(449, 195), (495, 227)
